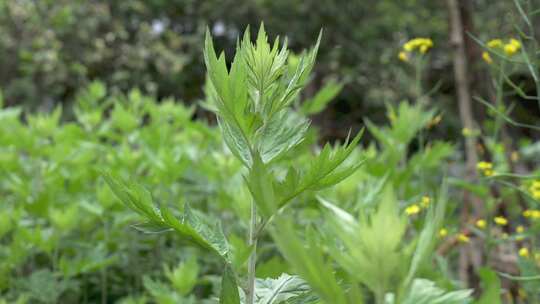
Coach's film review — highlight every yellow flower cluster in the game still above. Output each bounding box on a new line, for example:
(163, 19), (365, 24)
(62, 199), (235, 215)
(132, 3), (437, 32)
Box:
(487, 39), (503, 48)
(398, 51), (409, 62)
(439, 228), (448, 237)
(405, 195), (432, 216)
(487, 38), (522, 56)
(421, 196), (431, 208)
(475, 219), (487, 229)
(457, 233), (470, 243)
(477, 161), (494, 177)
(523, 209), (540, 219)
(482, 38), (522, 64)
(529, 180), (540, 200)
(481, 52), (493, 64)
(494, 216), (508, 226)
(404, 38), (434, 53)
(399, 37), (434, 62)
(504, 38), (521, 56)
(405, 204), (421, 215)
(519, 247), (529, 258)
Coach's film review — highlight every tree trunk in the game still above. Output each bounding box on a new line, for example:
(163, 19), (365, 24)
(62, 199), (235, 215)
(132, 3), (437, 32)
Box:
(446, 0), (483, 288)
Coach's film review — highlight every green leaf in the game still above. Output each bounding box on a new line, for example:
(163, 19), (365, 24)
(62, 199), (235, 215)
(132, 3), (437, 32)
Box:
(164, 257), (199, 296)
(143, 276), (182, 304)
(256, 109), (310, 164)
(403, 183), (448, 289)
(220, 266), (240, 304)
(475, 268), (502, 304)
(102, 172), (230, 260)
(322, 187), (406, 296)
(254, 274), (310, 304)
(219, 117), (253, 167)
(275, 130), (364, 207)
(271, 218), (348, 304)
(401, 279), (472, 304)
(245, 155), (277, 218)
(301, 80), (342, 115)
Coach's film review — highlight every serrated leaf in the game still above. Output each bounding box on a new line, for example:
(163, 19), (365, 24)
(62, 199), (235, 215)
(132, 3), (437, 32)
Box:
(271, 218), (347, 304)
(275, 130), (364, 207)
(401, 279), (472, 304)
(103, 172), (230, 261)
(164, 257), (199, 296)
(254, 274), (310, 304)
(322, 188), (406, 295)
(256, 110), (310, 164)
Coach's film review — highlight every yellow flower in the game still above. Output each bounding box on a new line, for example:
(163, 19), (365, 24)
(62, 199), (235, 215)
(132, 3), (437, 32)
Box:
(462, 127), (472, 136)
(503, 39), (521, 56)
(421, 196), (431, 208)
(477, 161), (493, 170)
(482, 51), (493, 64)
(404, 42), (414, 52)
(524, 209), (540, 219)
(477, 161), (494, 176)
(487, 39), (503, 49)
(475, 219), (487, 229)
(457, 233), (470, 243)
(439, 228), (448, 237)
(504, 43), (520, 56)
(398, 51), (409, 62)
(509, 38), (521, 48)
(494, 216), (508, 226)
(502, 232), (509, 239)
(516, 225), (525, 233)
(403, 38), (433, 53)
(530, 181), (540, 200)
(519, 247), (529, 258)
(405, 204), (421, 216)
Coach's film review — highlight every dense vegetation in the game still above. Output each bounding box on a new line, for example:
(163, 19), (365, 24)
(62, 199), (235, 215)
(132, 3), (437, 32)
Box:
(1, 1), (540, 303)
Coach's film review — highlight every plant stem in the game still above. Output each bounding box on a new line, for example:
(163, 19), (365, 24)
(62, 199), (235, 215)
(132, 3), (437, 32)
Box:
(246, 200), (258, 304)
(101, 220), (108, 304)
(493, 61), (505, 141)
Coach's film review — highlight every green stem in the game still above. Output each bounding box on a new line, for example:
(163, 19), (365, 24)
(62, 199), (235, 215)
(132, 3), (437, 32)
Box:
(493, 61), (505, 141)
(246, 200), (258, 304)
(415, 58), (423, 102)
(101, 220), (108, 304)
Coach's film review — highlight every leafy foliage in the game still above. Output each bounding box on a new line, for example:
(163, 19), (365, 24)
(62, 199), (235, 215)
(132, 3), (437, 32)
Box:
(400, 279), (472, 304)
(103, 172), (230, 260)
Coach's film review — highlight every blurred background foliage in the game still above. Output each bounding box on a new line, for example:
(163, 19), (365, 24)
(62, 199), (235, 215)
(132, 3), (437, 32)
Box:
(1, 0), (534, 140)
